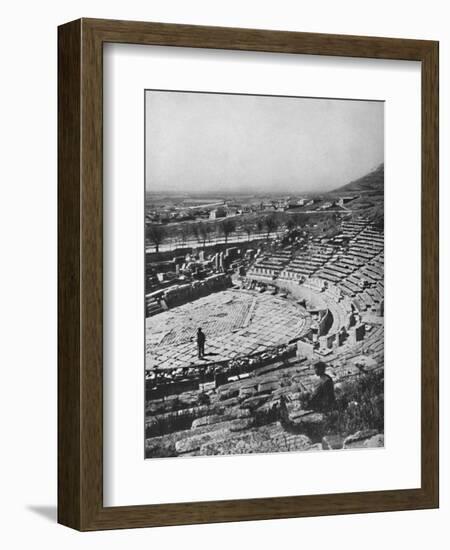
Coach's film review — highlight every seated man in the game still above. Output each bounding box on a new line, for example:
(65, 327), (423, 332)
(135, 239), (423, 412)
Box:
(278, 361), (336, 430)
(308, 361), (336, 412)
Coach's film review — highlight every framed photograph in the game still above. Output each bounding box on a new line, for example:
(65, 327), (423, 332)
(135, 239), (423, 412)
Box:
(58, 18), (439, 530)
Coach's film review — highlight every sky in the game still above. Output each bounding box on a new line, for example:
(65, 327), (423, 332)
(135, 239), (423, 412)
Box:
(145, 90), (384, 195)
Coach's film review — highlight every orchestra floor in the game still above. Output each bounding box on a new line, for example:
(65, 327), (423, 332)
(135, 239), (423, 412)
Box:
(146, 289), (310, 370)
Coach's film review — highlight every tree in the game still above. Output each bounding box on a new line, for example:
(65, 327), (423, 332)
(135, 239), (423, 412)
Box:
(242, 221), (254, 241)
(146, 223), (166, 253)
(191, 223), (200, 243)
(180, 224), (190, 246)
(286, 216), (296, 232)
(264, 214), (279, 240)
(205, 223), (213, 244)
(197, 222), (211, 250)
(256, 216), (264, 236)
(219, 218), (236, 244)
(293, 213), (303, 228)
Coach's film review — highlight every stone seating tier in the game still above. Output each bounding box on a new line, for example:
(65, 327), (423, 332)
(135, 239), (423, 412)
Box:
(323, 263), (353, 276)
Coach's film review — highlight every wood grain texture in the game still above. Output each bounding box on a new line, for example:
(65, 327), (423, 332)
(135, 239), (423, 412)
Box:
(57, 18), (439, 531)
(57, 19), (82, 529)
(420, 40), (439, 506)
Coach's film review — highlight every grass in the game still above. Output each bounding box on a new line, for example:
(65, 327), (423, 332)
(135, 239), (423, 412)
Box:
(324, 370), (384, 437)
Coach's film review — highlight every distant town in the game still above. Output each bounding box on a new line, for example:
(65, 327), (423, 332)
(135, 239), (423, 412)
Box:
(145, 165), (383, 255)
(146, 193), (359, 225)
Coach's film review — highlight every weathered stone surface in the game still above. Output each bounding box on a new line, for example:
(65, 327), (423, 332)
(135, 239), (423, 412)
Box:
(145, 433), (180, 458)
(178, 451), (199, 457)
(198, 423), (311, 456)
(145, 438), (169, 457)
(280, 405), (326, 439)
(178, 393), (206, 408)
(229, 406), (252, 419)
(229, 418), (254, 432)
(273, 387), (292, 399)
(175, 419), (254, 454)
(146, 416), (251, 457)
(218, 387), (240, 401)
(288, 408), (316, 421)
(215, 396), (240, 408)
(146, 406), (211, 437)
(363, 433), (384, 448)
(146, 395), (177, 415)
(255, 399), (280, 415)
(322, 434), (344, 450)
(257, 380), (279, 394)
(191, 414), (226, 429)
(240, 395), (269, 410)
(343, 429), (379, 449)
(285, 407), (324, 423)
(305, 443), (323, 452)
(239, 380), (259, 390)
(279, 433), (312, 451)
(175, 428), (231, 454)
(239, 386), (257, 398)
(283, 391), (304, 403)
(145, 391), (206, 414)
(145, 405), (210, 428)
(256, 376), (277, 388)
(292, 412), (325, 430)
(199, 432), (261, 456)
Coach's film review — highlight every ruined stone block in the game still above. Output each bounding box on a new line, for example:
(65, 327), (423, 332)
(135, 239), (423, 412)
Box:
(363, 433), (384, 448)
(322, 434), (344, 450)
(343, 429), (379, 449)
(240, 394), (270, 410)
(191, 414), (226, 429)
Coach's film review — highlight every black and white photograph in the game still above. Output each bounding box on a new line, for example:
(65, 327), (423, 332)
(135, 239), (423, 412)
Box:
(0, 0), (444, 542)
(144, 90), (385, 459)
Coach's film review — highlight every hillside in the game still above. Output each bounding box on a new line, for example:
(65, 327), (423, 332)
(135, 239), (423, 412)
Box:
(328, 164), (384, 223)
(331, 164), (384, 195)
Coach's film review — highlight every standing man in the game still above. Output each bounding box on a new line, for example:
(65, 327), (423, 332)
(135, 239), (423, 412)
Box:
(197, 327), (206, 359)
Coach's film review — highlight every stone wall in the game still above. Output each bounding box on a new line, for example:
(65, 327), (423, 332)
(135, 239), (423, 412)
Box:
(146, 273), (232, 316)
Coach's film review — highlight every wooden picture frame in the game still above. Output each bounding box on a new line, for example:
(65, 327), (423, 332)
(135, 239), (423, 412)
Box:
(58, 18), (439, 531)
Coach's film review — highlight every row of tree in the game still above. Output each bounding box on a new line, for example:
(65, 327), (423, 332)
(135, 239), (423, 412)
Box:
(145, 212), (311, 253)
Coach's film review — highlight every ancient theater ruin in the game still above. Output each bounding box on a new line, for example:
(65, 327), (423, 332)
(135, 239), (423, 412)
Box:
(145, 168), (385, 458)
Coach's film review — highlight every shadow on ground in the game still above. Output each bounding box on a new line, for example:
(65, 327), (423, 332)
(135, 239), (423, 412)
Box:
(27, 505), (57, 523)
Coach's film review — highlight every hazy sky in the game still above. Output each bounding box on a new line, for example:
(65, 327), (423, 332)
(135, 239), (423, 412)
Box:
(145, 91), (384, 194)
